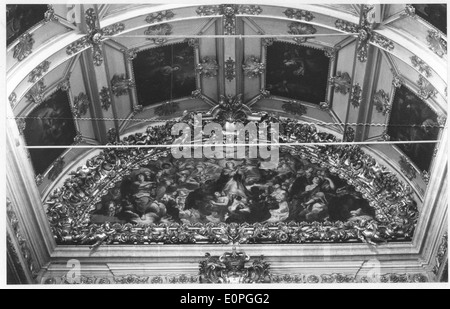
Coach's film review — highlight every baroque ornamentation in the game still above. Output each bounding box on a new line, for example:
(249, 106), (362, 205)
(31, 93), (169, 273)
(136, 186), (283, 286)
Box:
(259, 89), (271, 99)
(426, 30), (447, 58)
(145, 10), (175, 24)
(284, 8), (315, 21)
(66, 37), (91, 57)
(373, 90), (391, 116)
(28, 61), (51, 83)
(99, 87), (112, 111)
(323, 46), (340, 61)
(262, 38), (276, 47)
(329, 71), (352, 95)
(282, 100), (307, 116)
(145, 23), (173, 45)
(288, 22), (317, 44)
(350, 84), (362, 108)
(370, 33), (395, 51)
(199, 248), (271, 283)
(35, 174), (43, 186)
(111, 74), (135, 97)
(437, 115), (447, 126)
(381, 130), (390, 141)
(216, 94), (249, 124)
(123, 48), (139, 62)
(73, 132), (83, 144)
(399, 156), (417, 180)
(402, 5), (416, 18)
(344, 127), (355, 142)
(57, 78), (70, 92)
(13, 33), (35, 61)
(319, 101), (330, 111)
(225, 57), (236, 82)
(222, 5), (237, 35)
(16, 119), (26, 135)
(196, 57), (219, 78)
(335, 20), (359, 33)
(196, 5), (221, 16)
(6, 199), (38, 280)
(44, 4), (58, 22)
(48, 157), (66, 181)
(72, 92), (90, 118)
(9, 92), (17, 109)
(421, 170), (430, 185)
(410, 56), (432, 77)
(392, 74), (404, 88)
(185, 38), (200, 48)
(433, 233), (448, 275)
(417, 76), (437, 100)
(101, 23), (126, 37)
(107, 128), (118, 143)
(25, 80), (46, 105)
(155, 101), (180, 117)
(242, 56), (265, 78)
(132, 105), (144, 116)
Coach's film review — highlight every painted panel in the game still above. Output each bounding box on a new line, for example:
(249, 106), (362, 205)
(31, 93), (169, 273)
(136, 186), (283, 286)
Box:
(6, 4), (48, 46)
(412, 4), (446, 34)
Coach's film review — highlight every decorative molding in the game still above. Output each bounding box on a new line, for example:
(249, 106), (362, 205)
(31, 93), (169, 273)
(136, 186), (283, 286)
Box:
(16, 119), (26, 135)
(282, 100), (307, 116)
(402, 5), (416, 18)
(48, 157), (65, 181)
(132, 105), (144, 116)
(433, 233), (448, 275)
(399, 155), (417, 180)
(319, 101), (330, 111)
(421, 170), (430, 185)
(288, 22), (317, 44)
(373, 89), (391, 116)
(262, 38), (276, 47)
(216, 94), (248, 123)
(392, 74), (404, 88)
(196, 57), (219, 78)
(437, 115), (447, 126)
(44, 4), (58, 22)
(72, 93), (90, 118)
(144, 23), (173, 45)
(323, 46), (340, 61)
(350, 84), (362, 108)
(410, 56), (432, 77)
(66, 37), (91, 56)
(426, 30), (447, 58)
(145, 10), (175, 24)
(6, 199), (38, 281)
(196, 5), (221, 16)
(329, 71), (352, 95)
(99, 87), (112, 111)
(335, 20), (359, 33)
(155, 101), (180, 117)
(236, 5), (263, 15)
(114, 275), (149, 284)
(357, 29), (370, 62)
(370, 33), (395, 51)
(35, 174), (43, 186)
(85, 8), (104, 66)
(28, 61), (51, 83)
(344, 127), (355, 142)
(185, 38), (200, 48)
(102, 23), (126, 37)
(45, 274), (200, 285)
(13, 33), (35, 61)
(199, 248), (270, 283)
(191, 89), (203, 99)
(223, 5), (237, 35)
(25, 80), (46, 105)
(381, 130), (390, 141)
(111, 74), (135, 97)
(417, 76), (437, 100)
(259, 89), (271, 99)
(57, 78), (71, 92)
(283, 8), (314, 21)
(73, 132), (83, 144)
(123, 48), (139, 62)
(242, 56), (265, 78)
(107, 128), (118, 143)
(9, 92), (17, 109)
(225, 57), (236, 82)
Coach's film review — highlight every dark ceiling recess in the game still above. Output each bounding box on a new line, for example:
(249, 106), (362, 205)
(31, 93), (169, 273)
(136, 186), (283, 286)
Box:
(133, 42), (196, 107)
(24, 89), (77, 175)
(266, 41), (330, 104)
(6, 4), (48, 46)
(412, 4), (447, 34)
(388, 85), (439, 172)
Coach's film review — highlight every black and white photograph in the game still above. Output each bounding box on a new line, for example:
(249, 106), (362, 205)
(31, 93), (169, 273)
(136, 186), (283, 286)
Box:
(2, 1), (448, 290)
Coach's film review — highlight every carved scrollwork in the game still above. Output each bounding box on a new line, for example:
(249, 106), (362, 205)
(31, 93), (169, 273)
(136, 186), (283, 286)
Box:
(58, 78), (70, 92)
(237, 5), (263, 15)
(145, 10), (175, 24)
(122, 48), (139, 62)
(259, 89), (271, 99)
(392, 74), (404, 88)
(284, 8), (314, 21)
(111, 74), (135, 97)
(399, 156), (417, 180)
(282, 100), (307, 116)
(132, 105), (144, 116)
(350, 84), (362, 108)
(72, 92), (90, 118)
(225, 57), (236, 82)
(99, 87), (112, 111)
(155, 101), (180, 117)
(145, 23), (173, 45)
(335, 20), (359, 33)
(417, 76), (437, 100)
(197, 57), (219, 78)
(102, 23), (125, 37)
(323, 47), (339, 61)
(288, 22), (317, 44)
(242, 56), (265, 78)
(28, 61), (50, 83)
(344, 127), (355, 142)
(426, 30), (447, 58)
(16, 119), (26, 135)
(73, 132), (83, 145)
(13, 33), (35, 61)
(199, 248), (271, 283)
(373, 90), (391, 116)
(66, 37), (91, 56)
(222, 5), (237, 35)
(411, 56), (432, 77)
(196, 5), (221, 16)
(370, 33), (395, 51)
(44, 4), (58, 22)
(114, 275), (149, 284)
(402, 5), (416, 18)
(25, 80), (46, 105)
(329, 71), (352, 95)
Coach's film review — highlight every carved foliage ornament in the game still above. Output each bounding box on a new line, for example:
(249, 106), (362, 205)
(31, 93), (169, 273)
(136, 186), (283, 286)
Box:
(392, 74), (404, 88)
(58, 79), (70, 92)
(242, 56), (265, 78)
(123, 48), (139, 62)
(72, 92), (90, 118)
(262, 38), (276, 47)
(351, 84), (362, 108)
(145, 23), (173, 45)
(417, 76), (437, 100)
(111, 74), (135, 97)
(155, 101), (180, 117)
(402, 5), (416, 18)
(411, 56), (432, 77)
(370, 33), (395, 51)
(284, 8), (315, 21)
(145, 10), (175, 24)
(225, 57), (236, 82)
(107, 128), (118, 144)
(102, 23), (125, 37)
(185, 38), (200, 48)
(9, 92), (17, 108)
(288, 22), (317, 44)
(199, 249), (271, 284)
(282, 100), (307, 116)
(344, 127), (355, 142)
(44, 4), (58, 22)
(433, 233), (448, 275)
(99, 87), (112, 111)
(25, 80), (46, 105)
(28, 61), (50, 83)
(323, 47), (339, 61)
(216, 94), (248, 123)
(329, 71), (352, 95)
(335, 20), (359, 33)
(373, 89), (391, 116)
(399, 156), (417, 180)
(13, 33), (35, 62)
(196, 57), (219, 78)
(426, 30), (447, 58)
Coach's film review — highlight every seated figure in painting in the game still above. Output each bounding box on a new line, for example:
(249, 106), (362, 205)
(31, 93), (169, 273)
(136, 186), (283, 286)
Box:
(225, 195), (251, 224)
(265, 191), (289, 223)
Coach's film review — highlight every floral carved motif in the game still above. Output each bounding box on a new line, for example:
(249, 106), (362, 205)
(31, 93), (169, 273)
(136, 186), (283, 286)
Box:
(242, 56), (265, 78)
(145, 10), (175, 24)
(329, 71), (352, 95)
(72, 92), (90, 117)
(417, 76), (437, 100)
(99, 87), (112, 111)
(13, 33), (35, 61)
(284, 8), (314, 21)
(145, 23), (173, 45)
(111, 74), (135, 97)
(28, 61), (51, 83)
(196, 57), (219, 78)
(373, 89), (391, 116)
(225, 57), (236, 82)
(426, 30), (447, 58)
(25, 80), (46, 105)
(288, 22), (317, 44)
(399, 156), (417, 180)
(411, 56), (432, 77)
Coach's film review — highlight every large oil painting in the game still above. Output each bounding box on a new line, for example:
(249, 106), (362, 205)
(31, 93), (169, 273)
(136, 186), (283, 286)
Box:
(6, 4), (48, 45)
(266, 42), (330, 104)
(387, 85), (439, 172)
(133, 43), (196, 106)
(412, 4), (447, 34)
(24, 89), (77, 175)
(91, 151), (374, 226)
